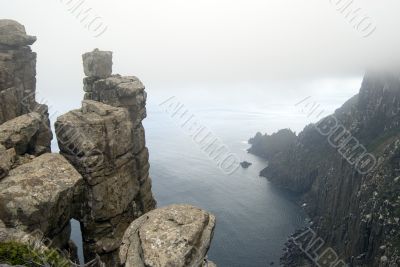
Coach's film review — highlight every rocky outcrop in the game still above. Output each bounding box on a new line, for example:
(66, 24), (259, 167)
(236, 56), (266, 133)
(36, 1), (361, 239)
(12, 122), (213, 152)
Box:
(82, 49), (154, 213)
(119, 204), (216, 267)
(0, 20), (43, 125)
(56, 100), (145, 263)
(0, 20), (79, 263)
(250, 70), (400, 266)
(0, 153), (83, 248)
(0, 21), (216, 267)
(248, 129), (297, 160)
(55, 50), (156, 264)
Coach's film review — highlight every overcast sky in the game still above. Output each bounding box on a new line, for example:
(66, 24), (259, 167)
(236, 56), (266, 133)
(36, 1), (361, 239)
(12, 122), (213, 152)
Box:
(3, 0), (400, 123)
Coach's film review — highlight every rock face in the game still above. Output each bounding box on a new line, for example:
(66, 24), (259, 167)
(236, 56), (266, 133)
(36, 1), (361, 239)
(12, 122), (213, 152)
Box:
(0, 20), (47, 126)
(119, 204), (216, 267)
(82, 49), (112, 78)
(0, 153), (83, 248)
(0, 22), (216, 267)
(249, 70), (400, 266)
(56, 50), (156, 264)
(0, 19), (78, 261)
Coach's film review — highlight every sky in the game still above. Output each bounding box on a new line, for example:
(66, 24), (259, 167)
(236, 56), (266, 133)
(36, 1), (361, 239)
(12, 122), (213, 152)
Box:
(2, 0), (400, 130)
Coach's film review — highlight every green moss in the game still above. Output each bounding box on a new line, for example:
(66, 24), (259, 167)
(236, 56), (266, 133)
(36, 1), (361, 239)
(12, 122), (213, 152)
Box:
(0, 241), (70, 267)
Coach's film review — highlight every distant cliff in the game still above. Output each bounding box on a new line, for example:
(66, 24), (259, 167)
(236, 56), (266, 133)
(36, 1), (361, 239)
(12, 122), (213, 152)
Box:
(249, 71), (400, 266)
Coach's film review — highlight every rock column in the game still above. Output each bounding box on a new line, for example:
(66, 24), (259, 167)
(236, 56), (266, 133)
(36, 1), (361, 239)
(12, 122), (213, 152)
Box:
(81, 49), (156, 213)
(55, 49), (156, 264)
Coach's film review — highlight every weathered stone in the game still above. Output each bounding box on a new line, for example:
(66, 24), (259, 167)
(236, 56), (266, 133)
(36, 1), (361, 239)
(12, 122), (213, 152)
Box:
(0, 20), (36, 47)
(0, 112), (40, 154)
(56, 101), (135, 183)
(56, 100), (147, 264)
(0, 153), (82, 243)
(85, 75), (147, 128)
(119, 204), (216, 267)
(0, 87), (24, 124)
(0, 66), (13, 90)
(0, 145), (15, 180)
(82, 49), (112, 78)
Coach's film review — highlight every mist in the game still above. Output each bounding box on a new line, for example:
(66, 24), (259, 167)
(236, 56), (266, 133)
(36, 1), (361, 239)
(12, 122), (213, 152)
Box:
(3, 0), (400, 130)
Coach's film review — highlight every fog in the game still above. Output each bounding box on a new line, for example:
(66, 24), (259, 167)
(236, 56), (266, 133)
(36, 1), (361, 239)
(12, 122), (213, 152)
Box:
(3, 0), (400, 129)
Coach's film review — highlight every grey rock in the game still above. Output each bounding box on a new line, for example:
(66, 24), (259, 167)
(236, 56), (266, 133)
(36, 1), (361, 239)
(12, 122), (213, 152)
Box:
(84, 75), (147, 128)
(0, 20), (36, 47)
(119, 204), (216, 267)
(82, 48), (112, 78)
(0, 153), (82, 244)
(56, 100), (146, 264)
(0, 112), (40, 154)
(0, 145), (15, 180)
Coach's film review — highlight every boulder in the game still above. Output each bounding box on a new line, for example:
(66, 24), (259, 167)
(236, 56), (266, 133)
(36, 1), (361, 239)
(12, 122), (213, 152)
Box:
(0, 20), (36, 47)
(0, 111), (50, 156)
(0, 153), (83, 243)
(0, 145), (15, 180)
(0, 112), (40, 154)
(119, 204), (216, 267)
(84, 75), (147, 128)
(82, 49), (112, 78)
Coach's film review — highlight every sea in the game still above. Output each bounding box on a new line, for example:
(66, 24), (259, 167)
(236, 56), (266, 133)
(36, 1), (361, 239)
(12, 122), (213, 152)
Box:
(64, 80), (360, 266)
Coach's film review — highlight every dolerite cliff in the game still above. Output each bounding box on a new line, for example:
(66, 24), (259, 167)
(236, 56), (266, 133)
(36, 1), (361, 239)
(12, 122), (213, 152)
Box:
(0, 19), (216, 267)
(0, 20), (75, 252)
(249, 72), (400, 266)
(55, 48), (158, 264)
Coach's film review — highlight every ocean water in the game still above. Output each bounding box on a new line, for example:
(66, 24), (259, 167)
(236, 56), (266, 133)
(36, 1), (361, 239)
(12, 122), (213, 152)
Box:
(143, 101), (308, 267)
(66, 81), (360, 266)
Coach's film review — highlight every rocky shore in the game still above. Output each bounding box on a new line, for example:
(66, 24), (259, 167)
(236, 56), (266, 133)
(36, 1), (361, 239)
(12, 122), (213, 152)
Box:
(0, 19), (216, 267)
(249, 71), (400, 266)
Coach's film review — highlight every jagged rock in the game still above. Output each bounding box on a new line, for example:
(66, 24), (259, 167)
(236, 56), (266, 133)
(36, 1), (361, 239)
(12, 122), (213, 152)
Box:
(0, 153), (83, 247)
(0, 87), (24, 125)
(119, 204), (216, 267)
(0, 145), (15, 180)
(56, 100), (146, 263)
(0, 112), (50, 156)
(82, 49), (112, 78)
(56, 100), (136, 183)
(84, 75), (147, 128)
(0, 20), (36, 47)
(252, 70), (400, 266)
(0, 113), (40, 154)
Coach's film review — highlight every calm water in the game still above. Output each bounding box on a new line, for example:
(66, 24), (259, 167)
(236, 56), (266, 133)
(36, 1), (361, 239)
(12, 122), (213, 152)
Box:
(68, 102), (308, 266)
(143, 101), (308, 267)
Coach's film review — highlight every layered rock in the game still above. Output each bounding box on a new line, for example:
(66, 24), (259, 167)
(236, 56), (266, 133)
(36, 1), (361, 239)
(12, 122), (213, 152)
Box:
(0, 20), (42, 124)
(0, 20), (77, 263)
(249, 70), (400, 266)
(82, 49), (155, 210)
(119, 204), (216, 267)
(0, 153), (83, 248)
(56, 100), (147, 263)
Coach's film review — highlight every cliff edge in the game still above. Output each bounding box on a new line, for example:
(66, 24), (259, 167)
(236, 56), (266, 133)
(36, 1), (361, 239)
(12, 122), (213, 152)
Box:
(249, 71), (400, 266)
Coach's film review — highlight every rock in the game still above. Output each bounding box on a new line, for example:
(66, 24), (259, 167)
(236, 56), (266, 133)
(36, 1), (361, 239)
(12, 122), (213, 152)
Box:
(0, 87), (24, 123)
(0, 153), (83, 246)
(0, 111), (50, 156)
(0, 145), (15, 180)
(84, 75), (147, 128)
(0, 19), (36, 47)
(0, 112), (40, 154)
(82, 48), (112, 78)
(56, 100), (147, 264)
(240, 161), (252, 168)
(253, 70), (400, 266)
(119, 204), (216, 267)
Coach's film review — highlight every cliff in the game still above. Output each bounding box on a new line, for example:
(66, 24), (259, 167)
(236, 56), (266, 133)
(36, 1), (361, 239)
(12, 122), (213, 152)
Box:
(0, 20), (216, 267)
(249, 71), (400, 266)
